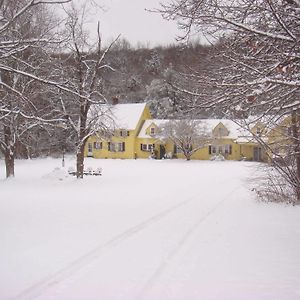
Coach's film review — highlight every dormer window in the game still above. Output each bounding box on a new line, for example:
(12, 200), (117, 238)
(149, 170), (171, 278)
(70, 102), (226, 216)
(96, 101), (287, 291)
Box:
(150, 127), (155, 136)
(218, 127), (226, 136)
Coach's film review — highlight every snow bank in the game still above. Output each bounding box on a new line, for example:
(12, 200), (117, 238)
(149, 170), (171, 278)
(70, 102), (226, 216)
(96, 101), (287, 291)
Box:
(42, 167), (70, 181)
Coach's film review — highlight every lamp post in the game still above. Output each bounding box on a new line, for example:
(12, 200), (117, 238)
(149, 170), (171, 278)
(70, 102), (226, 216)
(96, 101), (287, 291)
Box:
(58, 120), (68, 168)
(62, 147), (65, 168)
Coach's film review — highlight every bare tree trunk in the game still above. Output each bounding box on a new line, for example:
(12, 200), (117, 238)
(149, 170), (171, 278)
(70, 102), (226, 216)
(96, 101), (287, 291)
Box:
(76, 143), (85, 179)
(291, 110), (300, 202)
(184, 151), (191, 161)
(4, 125), (15, 178)
(5, 150), (15, 178)
(76, 106), (88, 179)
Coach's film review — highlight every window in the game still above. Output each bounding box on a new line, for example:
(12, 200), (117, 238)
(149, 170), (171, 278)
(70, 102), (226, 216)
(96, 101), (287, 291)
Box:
(141, 144), (154, 152)
(150, 127), (155, 136)
(120, 130), (129, 137)
(212, 145), (217, 154)
(224, 144), (232, 155)
(218, 127), (226, 136)
(209, 144), (232, 155)
(118, 142), (125, 152)
(93, 142), (102, 150)
(209, 145), (217, 154)
(88, 143), (92, 153)
(108, 142), (115, 152)
(108, 142), (125, 152)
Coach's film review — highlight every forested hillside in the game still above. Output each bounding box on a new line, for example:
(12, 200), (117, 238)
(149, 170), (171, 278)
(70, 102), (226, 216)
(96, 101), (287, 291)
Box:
(101, 40), (212, 117)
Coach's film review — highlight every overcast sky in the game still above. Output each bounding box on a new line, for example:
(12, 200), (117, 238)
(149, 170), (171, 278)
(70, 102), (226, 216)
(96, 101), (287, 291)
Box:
(70, 0), (181, 47)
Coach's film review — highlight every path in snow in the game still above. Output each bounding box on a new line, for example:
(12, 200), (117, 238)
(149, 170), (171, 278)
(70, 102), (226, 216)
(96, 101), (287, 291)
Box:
(11, 173), (240, 300)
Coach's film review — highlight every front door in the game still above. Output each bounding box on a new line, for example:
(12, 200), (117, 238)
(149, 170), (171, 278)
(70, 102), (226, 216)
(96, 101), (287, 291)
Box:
(159, 145), (166, 159)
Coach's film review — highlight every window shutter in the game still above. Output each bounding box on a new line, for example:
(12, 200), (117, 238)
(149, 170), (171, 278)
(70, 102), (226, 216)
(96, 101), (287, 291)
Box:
(229, 144), (232, 155)
(122, 142), (125, 152)
(108, 142), (111, 151)
(173, 144), (177, 154)
(100, 142), (103, 149)
(209, 145), (212, 154)
(127, 131), (130, 137)
(140, 144), (143, 151)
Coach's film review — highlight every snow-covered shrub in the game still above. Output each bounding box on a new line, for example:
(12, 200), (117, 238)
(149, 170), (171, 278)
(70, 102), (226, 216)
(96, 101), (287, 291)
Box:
(43, 167), (69, 181)
(163, 152), (174, 159)
(254, 165), (300, 205)
(210, 154), (225, 161)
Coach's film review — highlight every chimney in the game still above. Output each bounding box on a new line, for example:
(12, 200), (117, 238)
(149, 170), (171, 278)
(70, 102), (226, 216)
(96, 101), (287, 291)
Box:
(112, 96), (119, 105)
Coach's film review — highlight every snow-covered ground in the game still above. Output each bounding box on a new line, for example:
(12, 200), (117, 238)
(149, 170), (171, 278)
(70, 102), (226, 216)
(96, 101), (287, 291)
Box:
(0, 157), (300, 300)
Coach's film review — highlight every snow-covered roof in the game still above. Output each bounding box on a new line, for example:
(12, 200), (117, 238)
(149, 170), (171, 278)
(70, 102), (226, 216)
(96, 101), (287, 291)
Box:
(89, 103), (147, 131)
(110, 103), (147, 130)
(201, 119), (249, 139)
(138, 118), (251, 139)
(236, 136), (268, 144)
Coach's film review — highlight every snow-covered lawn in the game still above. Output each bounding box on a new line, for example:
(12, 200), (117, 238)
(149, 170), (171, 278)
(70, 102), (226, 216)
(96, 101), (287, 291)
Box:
(0, 157), (300, 300)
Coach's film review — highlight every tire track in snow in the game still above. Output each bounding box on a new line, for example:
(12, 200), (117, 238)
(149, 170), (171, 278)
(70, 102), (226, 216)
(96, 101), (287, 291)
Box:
(10, 190), (210, 300)
(136, 185), (241, 300)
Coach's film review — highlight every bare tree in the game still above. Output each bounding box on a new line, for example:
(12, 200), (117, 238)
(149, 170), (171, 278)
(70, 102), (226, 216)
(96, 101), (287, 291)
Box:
(55, 5), (118, 178)
(160, 119), (210, 160)
(159, 0), (300, 202)
(0, 0), (71, 177)
(159, 0), (300, 120)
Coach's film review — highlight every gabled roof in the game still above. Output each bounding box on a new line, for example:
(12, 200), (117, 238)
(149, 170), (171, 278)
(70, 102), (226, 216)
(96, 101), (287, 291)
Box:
(138, 119), (168, 138)
(110, 103), (147, 130)
(89, 103), (147, 131)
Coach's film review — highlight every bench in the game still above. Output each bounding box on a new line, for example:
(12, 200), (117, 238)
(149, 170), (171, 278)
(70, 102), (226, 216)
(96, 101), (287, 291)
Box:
(68, 167), (102, 176)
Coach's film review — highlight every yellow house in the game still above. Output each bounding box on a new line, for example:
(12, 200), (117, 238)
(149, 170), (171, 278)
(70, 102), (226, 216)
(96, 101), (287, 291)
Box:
(85, 102), (268, 162)
(85, 103), (151, 159)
